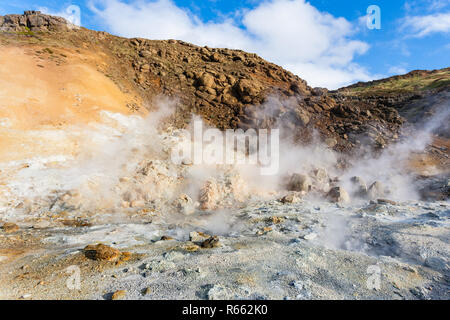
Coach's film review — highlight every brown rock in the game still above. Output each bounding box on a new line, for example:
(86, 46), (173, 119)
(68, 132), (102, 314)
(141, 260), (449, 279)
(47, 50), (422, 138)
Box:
(189, 231), (211, 243)
(201, 236), (220, 248)
(197, 73), (215, 88)
(287, 174), (312, 192)
(268, 216), (285, 224)
(1, 222), (19, 233)
(377, 199), (397, 205)
(210, 53), (223, 62)
(234, 78), (261, 99)
(280, 192), (302, 204)
(111, 290), (126, 300)
(327, 187), (350, 204)
(84, 244), (121, 262)
(295, 109), (310, 126)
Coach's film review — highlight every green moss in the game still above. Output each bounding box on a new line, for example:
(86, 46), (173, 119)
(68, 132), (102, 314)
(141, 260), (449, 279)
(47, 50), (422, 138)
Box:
(16, 26), (35, 36)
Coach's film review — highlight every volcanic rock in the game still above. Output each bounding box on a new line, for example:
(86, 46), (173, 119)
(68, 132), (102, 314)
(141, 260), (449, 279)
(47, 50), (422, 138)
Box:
(327, 187), (350, 204)
(351, 176), (368, 198)
(287, 174), (312, 192)
(1, 222), (19, 233)
(201, 236), (220, 248)
(367, 181), (385, 200)
(84, 244), (122, 262)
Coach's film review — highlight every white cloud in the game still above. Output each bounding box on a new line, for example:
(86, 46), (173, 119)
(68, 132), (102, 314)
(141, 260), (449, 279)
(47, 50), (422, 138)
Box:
(39, 5), (82, 27)
(401, 12), (450, 37)
(87, 0), (373, 89)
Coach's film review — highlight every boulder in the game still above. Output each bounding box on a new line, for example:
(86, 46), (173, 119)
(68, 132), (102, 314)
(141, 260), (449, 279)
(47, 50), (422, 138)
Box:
(199, 180), (219, 210)
(234, 79), (262, 100)
(189, 231), (211, 243)
(295, 108), (311, 126)
(327, 187), (350, 204)
(367, 181), (385, 200)
(197, 73), (215, 88)
(287, 174), (312, 192)
(311, 168), (328, 183)
(350, 176), (368, 198)
(83, 244), (121, 262)
(174, 194), (195, 215)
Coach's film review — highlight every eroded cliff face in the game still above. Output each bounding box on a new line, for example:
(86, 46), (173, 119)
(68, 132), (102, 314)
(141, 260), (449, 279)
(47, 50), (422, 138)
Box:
(0, 10), (72, 32)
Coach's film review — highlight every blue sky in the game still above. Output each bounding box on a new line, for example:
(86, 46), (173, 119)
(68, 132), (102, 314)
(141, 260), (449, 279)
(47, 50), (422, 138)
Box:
(1, 0), (449, 89)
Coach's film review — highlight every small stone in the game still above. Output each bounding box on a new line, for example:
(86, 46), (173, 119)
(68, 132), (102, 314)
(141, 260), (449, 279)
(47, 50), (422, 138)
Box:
(368, 181), (385, 200)
(1, 222), (19, 233)
(377, 199), (398, 205)
(183, 243), (200, 252)
(189, 231), (211, 243)
(280, 193), (302, 204)
(143, 287), (151, 296)
(325, 138), (337, 148)
(197, 73), (215, 88)
(303, 233), (317, 240)
(201, 236), (220, 249)
(111, 290), (126, 300)
(174, 194), (195, 215)
(268, 216), (285, 224)
(33, 220), (50, 229)
(84, 244), (122, 262)
(207, 285), (234, 300)
(257, 227), (272, 235)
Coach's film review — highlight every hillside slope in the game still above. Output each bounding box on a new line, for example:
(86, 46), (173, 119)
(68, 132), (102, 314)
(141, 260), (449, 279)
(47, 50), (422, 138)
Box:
(0, 11), (448, 175)
(0, 11), (409, 154)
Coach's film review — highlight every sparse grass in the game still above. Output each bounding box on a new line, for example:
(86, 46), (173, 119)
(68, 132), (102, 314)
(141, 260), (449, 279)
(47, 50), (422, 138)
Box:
(16, 26), (35, 36)
(342, 69), (450, 96)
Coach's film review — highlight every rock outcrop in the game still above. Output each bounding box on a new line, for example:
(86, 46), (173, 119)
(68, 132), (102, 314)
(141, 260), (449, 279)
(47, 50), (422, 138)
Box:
(0, 11), (71, 32)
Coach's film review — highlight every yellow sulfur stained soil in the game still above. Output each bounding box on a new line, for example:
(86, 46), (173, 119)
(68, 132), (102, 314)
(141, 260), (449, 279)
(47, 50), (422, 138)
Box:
(0, 45), (144, 163)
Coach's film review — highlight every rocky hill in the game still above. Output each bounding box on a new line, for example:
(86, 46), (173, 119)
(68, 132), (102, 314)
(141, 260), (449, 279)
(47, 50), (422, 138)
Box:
(0, 11), (412, 153)
(0, 11), (448, 169)
(338, 68), (450, 130)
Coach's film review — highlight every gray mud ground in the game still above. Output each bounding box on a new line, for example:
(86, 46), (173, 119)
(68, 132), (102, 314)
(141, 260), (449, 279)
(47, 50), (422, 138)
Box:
(0, 199), (448, 300)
